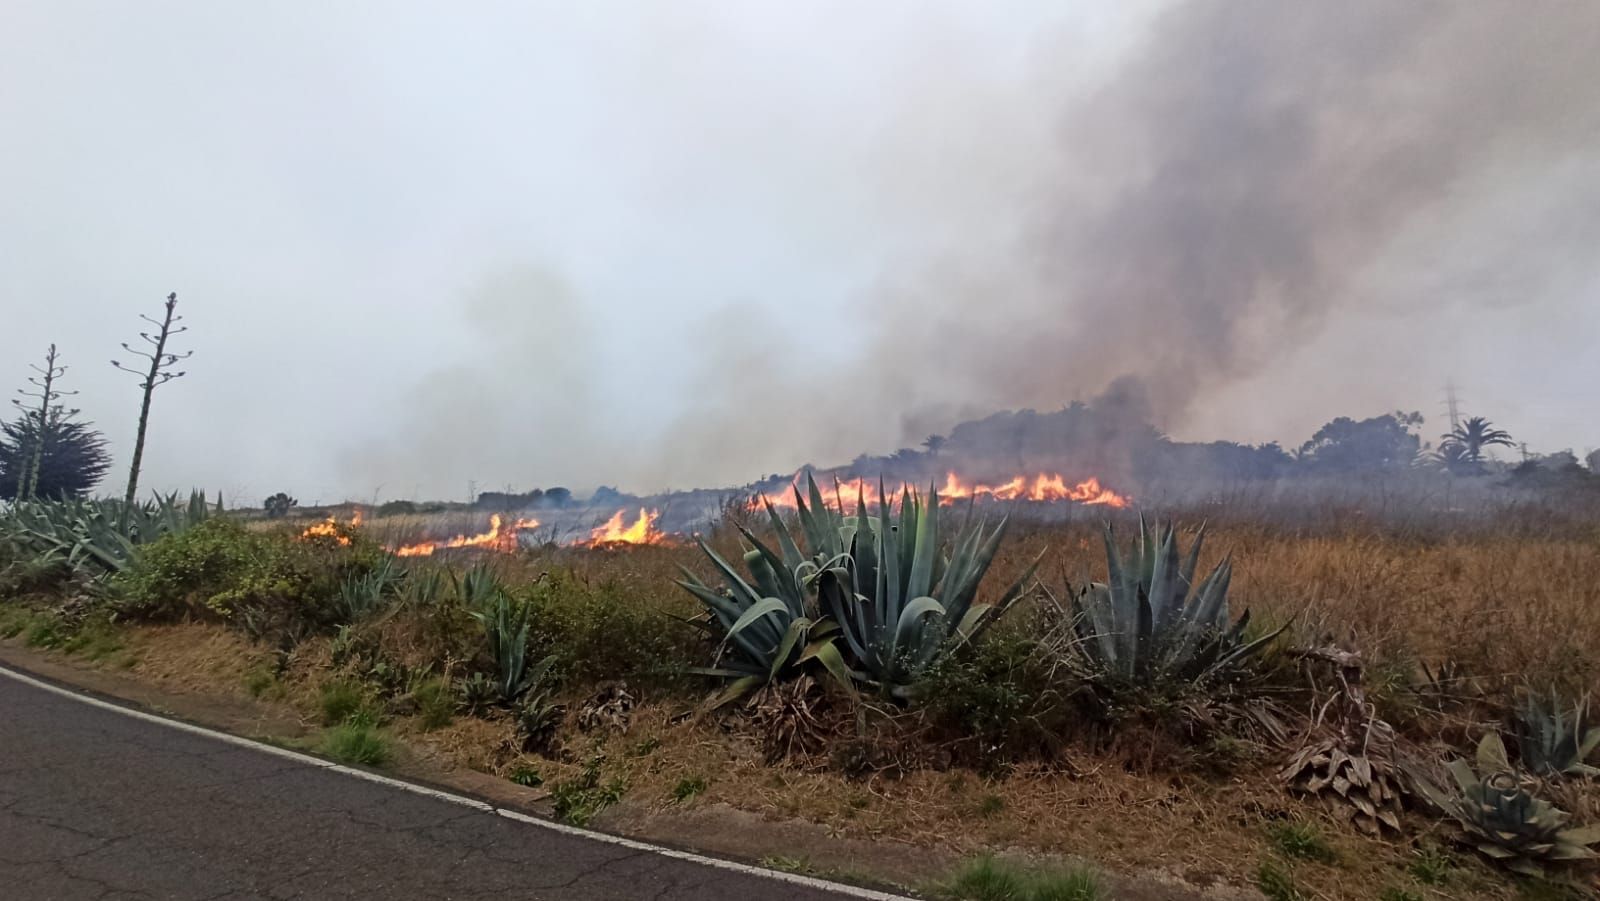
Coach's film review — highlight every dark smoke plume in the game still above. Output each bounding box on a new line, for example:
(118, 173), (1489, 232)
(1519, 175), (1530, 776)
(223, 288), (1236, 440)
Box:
(905, 0), (1599, 430)
(644, 1), (1600, 490)
(365, 2), (1600, 497)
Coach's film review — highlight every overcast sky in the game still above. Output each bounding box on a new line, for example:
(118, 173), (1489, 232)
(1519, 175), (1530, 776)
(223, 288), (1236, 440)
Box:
(4, 1), (1596, 505)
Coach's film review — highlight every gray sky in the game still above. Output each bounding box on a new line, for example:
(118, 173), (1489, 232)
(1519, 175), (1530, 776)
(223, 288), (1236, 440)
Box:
(4, 1), (1596, 505)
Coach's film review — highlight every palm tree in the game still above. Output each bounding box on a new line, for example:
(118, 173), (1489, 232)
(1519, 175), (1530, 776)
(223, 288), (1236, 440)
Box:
(1446, 416), (1514, 464)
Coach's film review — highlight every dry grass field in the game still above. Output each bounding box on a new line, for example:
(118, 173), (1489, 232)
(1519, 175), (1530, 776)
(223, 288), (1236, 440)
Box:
(7, 498), (1600, 899)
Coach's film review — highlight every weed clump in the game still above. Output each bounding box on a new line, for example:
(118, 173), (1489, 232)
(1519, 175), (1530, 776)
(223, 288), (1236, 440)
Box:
(946, 855), (1102, 901)
(410, 677), (455, 731)
(321, 723), (391, 767)
(1266, 821), (1338, 864)
(671, 776), (706, 803)
(550, 754), (626, 826)
(319, 679), (373, 726)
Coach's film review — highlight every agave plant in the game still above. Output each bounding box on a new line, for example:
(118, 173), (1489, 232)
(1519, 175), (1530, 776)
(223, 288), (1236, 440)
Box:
(1066, 518), (1283, 695)
(1413, 733), (1600, 876)
(1515, 691), (1600, 779)
(814, 481), (1036, 697)
(333, 557), (405, 624)
(469, 589), (539, 704)
(677, 481), (851, 706)
(513, 654), (562, 751)
(0, 491), (211, 578)
(679, 474), (1033, 705)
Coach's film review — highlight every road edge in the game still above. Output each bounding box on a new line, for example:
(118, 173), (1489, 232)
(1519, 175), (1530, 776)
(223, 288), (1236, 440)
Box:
(0, 661), (915, 901)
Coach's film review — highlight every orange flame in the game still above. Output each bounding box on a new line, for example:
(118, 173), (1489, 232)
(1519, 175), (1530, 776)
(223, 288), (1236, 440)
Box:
(298, 508), (364, 546)
(393, 514), (540, 557)
(939, 472), (1128, 507)
(755, 471), (1129, 510)
(754, 478), (895, 511)
(583, 508), (667, 547)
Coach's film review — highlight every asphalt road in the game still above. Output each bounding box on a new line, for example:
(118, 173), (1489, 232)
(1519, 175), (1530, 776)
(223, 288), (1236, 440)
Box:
(0, 667), (901, 900)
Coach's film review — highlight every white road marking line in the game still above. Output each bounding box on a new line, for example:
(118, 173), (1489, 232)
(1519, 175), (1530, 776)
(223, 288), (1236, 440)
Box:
(0, 662), (912, 900)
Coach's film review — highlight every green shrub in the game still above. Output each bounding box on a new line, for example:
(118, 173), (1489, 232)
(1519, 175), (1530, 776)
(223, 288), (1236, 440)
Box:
(917, 625), (1068, 765)
(525, 569), (693, 686)
(116, 519), (385, 632)
(321, 722), (391, 766)
(507, 765), (543, 787)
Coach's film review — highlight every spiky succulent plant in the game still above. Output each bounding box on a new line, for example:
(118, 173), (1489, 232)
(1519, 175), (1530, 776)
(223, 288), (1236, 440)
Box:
(1515, 691), (1600, 778)
(1413, 733), (1600, 876)
(813, 480), (1037, 696)
(1067, 518), (1283, 695)
(678, 474), (1034, 705)
(677, 479), (852, 706)
(0, 491), (211, 578)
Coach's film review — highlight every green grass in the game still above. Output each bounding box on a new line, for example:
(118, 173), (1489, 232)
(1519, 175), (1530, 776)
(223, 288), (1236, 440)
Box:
(1266, 821), (1337, 864)
(1379, 888), (1423, 901)
(550, 756), (626, 826)
(671, 776), (707, 803)
(320, 723), (391, 767)
(946, 856), (1102, 901)
(1407, 844), (1453, 886)
(0, 606), (32, 639)
(243, 666), (279, 699)
(411, 677), (455, 731)
(23, 614), (66, 649)
(761, 855), (812, 874)
(1255, 859), (1303, 901)
(61, 619), (125, 663)
(974, 794), (1006, 818)
(319, 679), (374, 726)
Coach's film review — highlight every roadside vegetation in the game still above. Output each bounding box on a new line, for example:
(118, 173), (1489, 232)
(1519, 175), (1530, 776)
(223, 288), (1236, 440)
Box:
(4, 478), (1600, 899)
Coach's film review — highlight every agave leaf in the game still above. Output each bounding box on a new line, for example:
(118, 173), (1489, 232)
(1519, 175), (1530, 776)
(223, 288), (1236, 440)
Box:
(891, 597), (947, 654)
(1558, 824), (1600, 846)
(1477, 732), (1512, 774)
(798, 638), (857, 698)
(767, 616), (814, 681)
(694, 539), (764, 608)
(905, 484), (939, 600)
(1076, 583), (1122, 672)
(762, 497), (806, 571)
(706, 675), (766, 710)
(724, 597), (790, 647)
